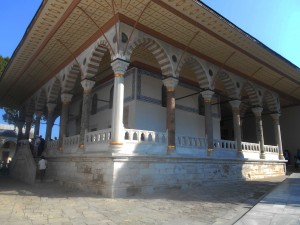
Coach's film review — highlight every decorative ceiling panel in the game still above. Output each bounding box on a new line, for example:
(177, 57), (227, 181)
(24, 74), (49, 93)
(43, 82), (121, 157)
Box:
(1, 0), (300, 109)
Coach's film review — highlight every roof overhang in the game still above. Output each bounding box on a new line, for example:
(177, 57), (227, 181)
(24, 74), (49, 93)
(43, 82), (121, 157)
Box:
(1, 0), (300, 108)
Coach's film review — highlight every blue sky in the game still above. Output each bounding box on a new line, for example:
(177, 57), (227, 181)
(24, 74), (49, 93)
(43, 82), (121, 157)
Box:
(0, 1), (299, 137)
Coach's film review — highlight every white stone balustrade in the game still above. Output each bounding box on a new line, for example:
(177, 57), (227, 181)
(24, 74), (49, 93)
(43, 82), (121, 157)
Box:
(176, 136), (207, 148)
(213, 139), (236, 150)
(264, 145), (279, 153)
(64, 135), (80, 146)
(47, 139), (59, 150)
(85, 129), (112, 144)
(124, 129), (167, 144)
(241, 142), (260, 152)
(42, 128), (281, 160)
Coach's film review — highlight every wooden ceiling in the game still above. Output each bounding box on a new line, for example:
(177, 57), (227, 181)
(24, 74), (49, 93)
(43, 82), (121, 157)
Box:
(1, 0), (299, 108)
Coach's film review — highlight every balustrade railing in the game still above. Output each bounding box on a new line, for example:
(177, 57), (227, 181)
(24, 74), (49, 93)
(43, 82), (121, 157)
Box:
(124, 129), (167, 144)
(213, 139), (236, 150)
(63, 135), (80, 147)
(241, 142), (260, 152)
(176, 136), (207, 148)
(264, 145), (278, 153)
(47, 139), (59, 149)
(85, 129), (112, 144)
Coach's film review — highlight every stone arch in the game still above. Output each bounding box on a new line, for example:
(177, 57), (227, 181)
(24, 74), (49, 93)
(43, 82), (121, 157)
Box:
(176, 56), (210, 88)
(125, 37), (173, 77)
(263, 91), (279, 112)
(213, 71), (238, 99)
(83, 40), (111, 78)
(240, 82), (261, 107)
(62, 62), (81, 93)
(47, 78), (61, 104)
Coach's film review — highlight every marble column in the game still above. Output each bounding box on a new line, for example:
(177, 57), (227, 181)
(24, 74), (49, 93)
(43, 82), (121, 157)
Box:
(34, 111), (43, 137)
(45, 103), (56, 140)
(110, 59), (129, 149)
(271, 113), (284, 160)
(24, 116), (33, 139)
(229, 100), (242, 154)
(201, 90), (215, 155)
(251, 107), (265, 159)
(79, 79), (95, 148)
(59, 93), (73, 150)
(16, 121), (25, 141)
(163, 77), (178, 154)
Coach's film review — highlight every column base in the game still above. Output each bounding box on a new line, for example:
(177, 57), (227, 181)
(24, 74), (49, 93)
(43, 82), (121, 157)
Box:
(260, 153), (266, 159)
(167, 145), (176, 155)
(79, 144), (84, 149)
(279, 154), (285, 160)
(207, 148), (214, 156)
(110, 141), (124, 153)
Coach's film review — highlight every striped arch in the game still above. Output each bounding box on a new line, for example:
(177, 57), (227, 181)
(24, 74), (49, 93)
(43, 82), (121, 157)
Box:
(35, 89), (47, 111)
(176, 56), (210, 88)
(240, 82), (261, 107)
(47, 78), (61, 104)
(62, 62), (81, 93)
(125, 37), (173, 77)
(263, 91), (279, 112)
(240, 101), (251, 118)
(84, 40), (111, 78)
(213, 71), (238, 98)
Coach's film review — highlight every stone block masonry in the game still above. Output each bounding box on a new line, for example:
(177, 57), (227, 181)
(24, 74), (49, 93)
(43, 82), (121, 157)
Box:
(45, 154), (286, 198)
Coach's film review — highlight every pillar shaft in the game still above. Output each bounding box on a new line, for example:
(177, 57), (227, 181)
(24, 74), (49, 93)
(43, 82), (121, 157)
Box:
(110, 59), (129, 148)
(230, 100), (242, 153)
(45, 103), (56, 140)
(24, 116), (33, 139)
(202, 90), (214, 155)
(252, 107), (265, 159)
(34, 111), (43, 137)
(60, 93), (73, 149)
(163, 77), (178, 154)
(271, 113), (284, 160)
(79, 80), (95, 147)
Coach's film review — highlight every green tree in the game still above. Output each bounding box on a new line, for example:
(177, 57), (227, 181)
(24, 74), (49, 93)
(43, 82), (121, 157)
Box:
(0, 55), (10, 76)
(0, 107), (20, 127)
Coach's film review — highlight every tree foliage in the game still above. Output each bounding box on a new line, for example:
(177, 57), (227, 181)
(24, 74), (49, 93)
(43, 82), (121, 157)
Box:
(0, 55), (10, 76)
(1, 107), (20, 127)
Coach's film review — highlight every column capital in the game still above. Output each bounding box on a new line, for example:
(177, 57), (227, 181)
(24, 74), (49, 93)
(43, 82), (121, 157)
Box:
(35, 111), (43, 118)
(47, 103), (56, 113)
(251, 107), (263, 117)
(201, 90), (214, 102)
(271, 113), (281, 120)
(111, 58), (129, 75)
(163, 77), (178, 91)
(81, 79), (95, 93)
(229, 100), (241, 109)
(61, 93), (73, 104)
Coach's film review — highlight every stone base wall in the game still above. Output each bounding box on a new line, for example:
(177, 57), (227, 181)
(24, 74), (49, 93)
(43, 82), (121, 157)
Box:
(10, 144), (36, 184)
(46, 155), (286, 198)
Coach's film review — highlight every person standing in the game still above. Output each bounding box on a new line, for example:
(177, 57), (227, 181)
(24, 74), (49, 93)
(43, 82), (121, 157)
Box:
(38, 156), (47, 182)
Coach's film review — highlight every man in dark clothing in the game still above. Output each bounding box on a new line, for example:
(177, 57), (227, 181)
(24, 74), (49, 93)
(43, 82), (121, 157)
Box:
(37, 136), (45, 156)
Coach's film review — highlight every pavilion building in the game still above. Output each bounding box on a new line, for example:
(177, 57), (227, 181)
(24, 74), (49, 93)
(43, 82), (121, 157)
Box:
(1, 0), (299, 197)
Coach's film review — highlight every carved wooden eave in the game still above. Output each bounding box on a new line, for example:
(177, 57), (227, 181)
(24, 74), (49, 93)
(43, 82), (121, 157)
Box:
(1, 0), (300, 108)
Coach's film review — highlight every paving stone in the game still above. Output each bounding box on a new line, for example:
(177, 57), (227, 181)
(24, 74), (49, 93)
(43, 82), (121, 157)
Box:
(0, 174), (298, 225)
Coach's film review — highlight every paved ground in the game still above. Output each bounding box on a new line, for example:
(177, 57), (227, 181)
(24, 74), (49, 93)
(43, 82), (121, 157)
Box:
(235, 172), (300, 225)
(0, 172), (292, 225)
